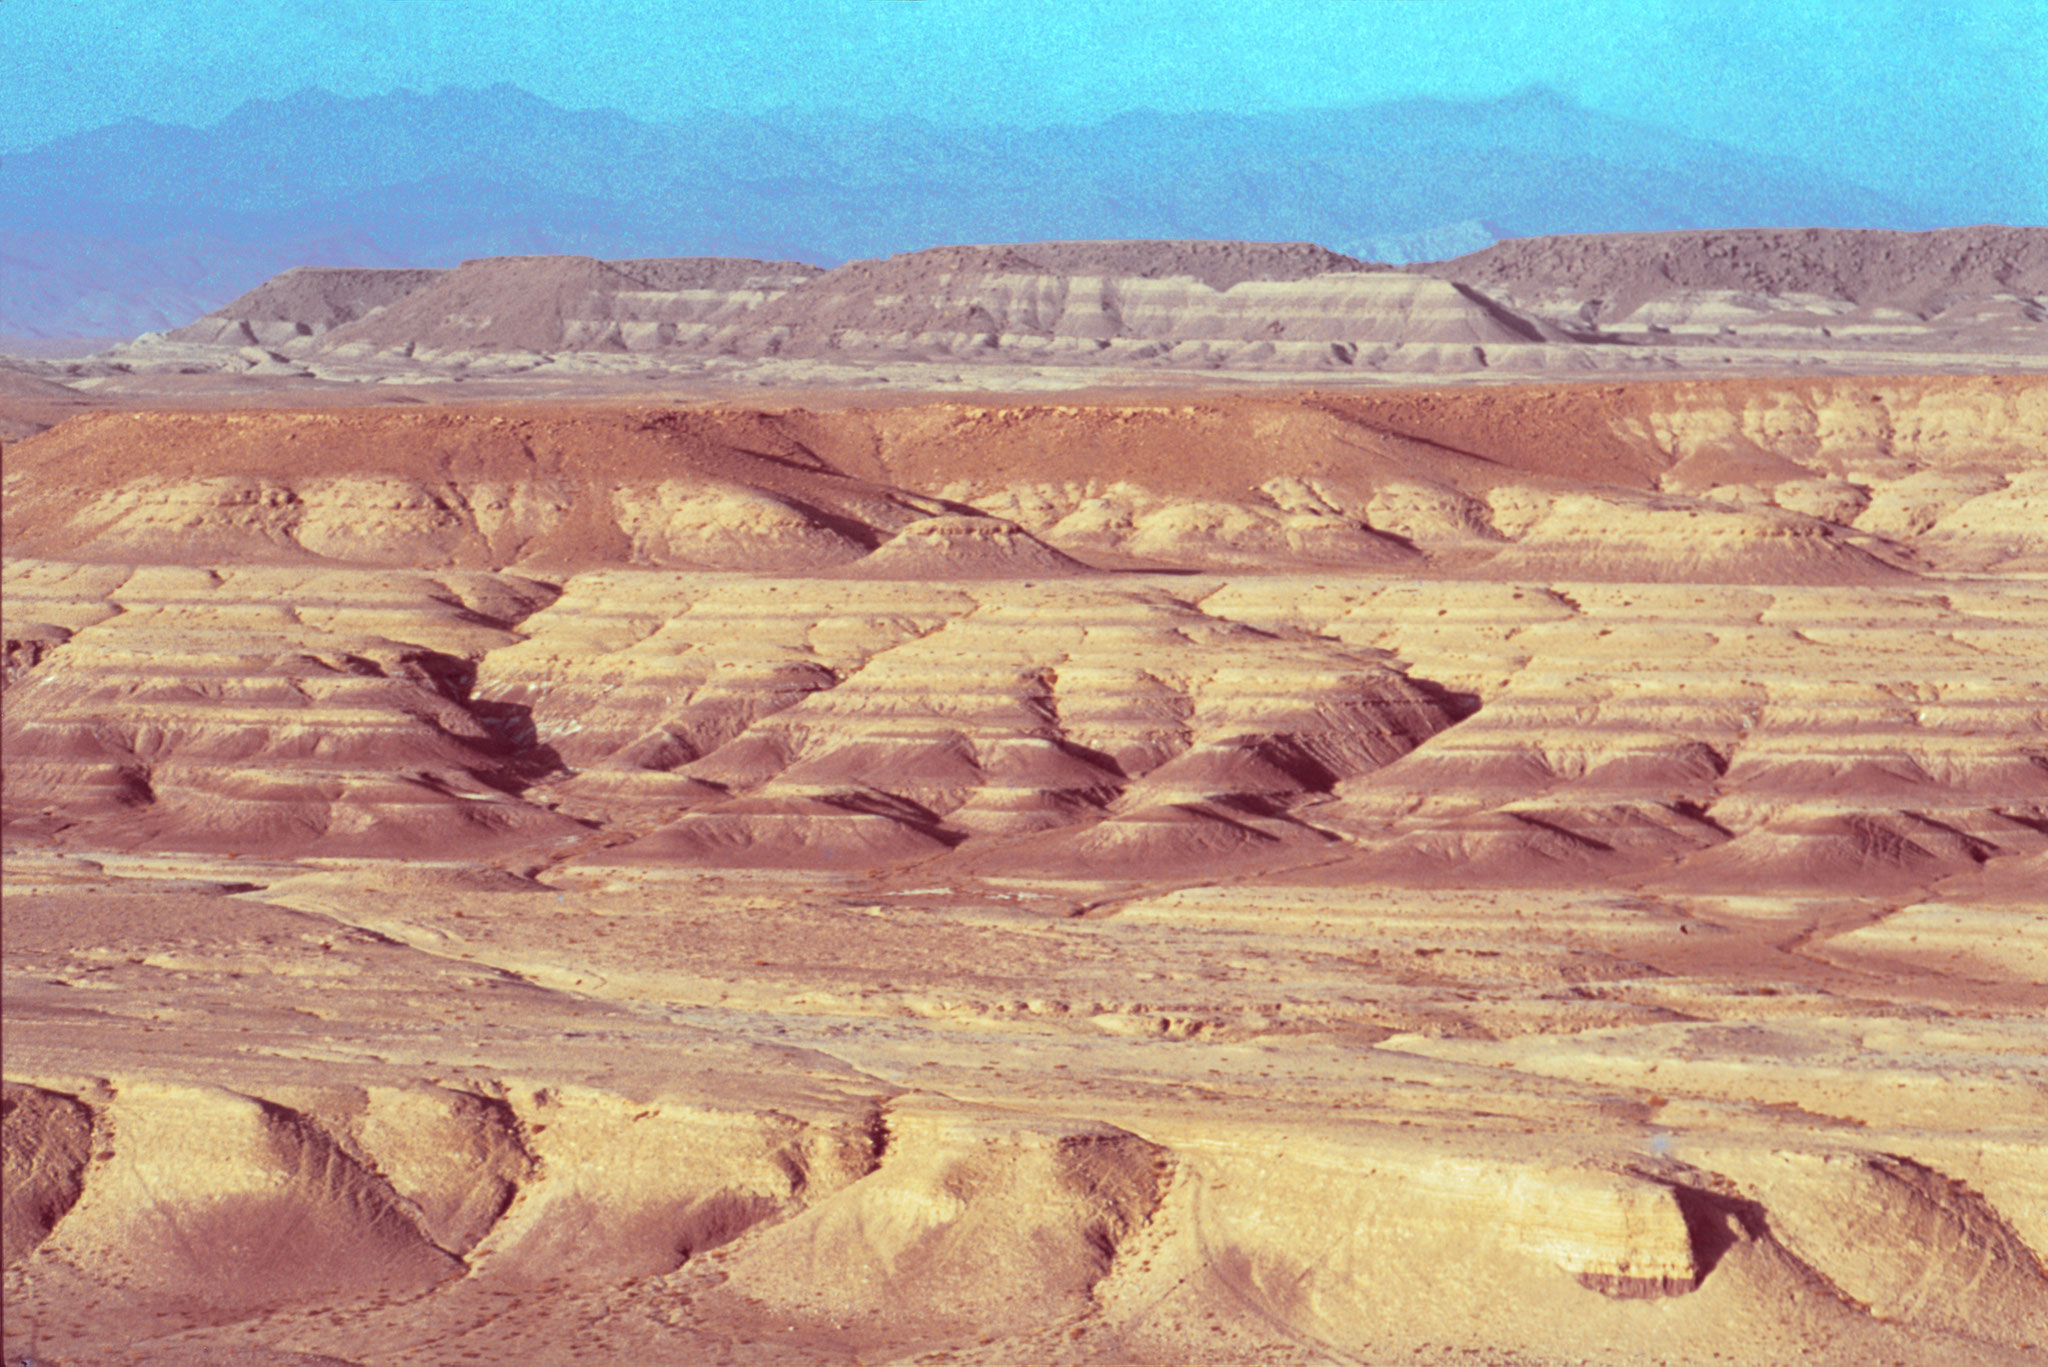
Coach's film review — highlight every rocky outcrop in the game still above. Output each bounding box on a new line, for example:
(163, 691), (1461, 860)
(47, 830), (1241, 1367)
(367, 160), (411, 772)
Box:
(2, 1083), (95, 1265)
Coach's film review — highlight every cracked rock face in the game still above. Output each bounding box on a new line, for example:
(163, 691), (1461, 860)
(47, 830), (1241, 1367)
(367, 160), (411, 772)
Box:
(4, 373), (2047, 1366)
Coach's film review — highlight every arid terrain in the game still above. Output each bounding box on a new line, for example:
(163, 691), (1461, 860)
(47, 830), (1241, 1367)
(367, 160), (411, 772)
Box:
(5, 230), (2047, 1366)
(7, 228), (2045, 406)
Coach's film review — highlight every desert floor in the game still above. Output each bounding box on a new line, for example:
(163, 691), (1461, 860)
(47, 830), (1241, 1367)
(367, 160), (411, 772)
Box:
(5, 374), (2046, 1366)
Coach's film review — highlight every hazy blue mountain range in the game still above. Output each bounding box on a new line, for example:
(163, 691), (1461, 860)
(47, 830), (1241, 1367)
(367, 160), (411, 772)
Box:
(4, 83), (1935, 339)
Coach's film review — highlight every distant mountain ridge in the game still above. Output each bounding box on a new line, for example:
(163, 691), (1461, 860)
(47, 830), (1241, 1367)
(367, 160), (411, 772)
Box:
(4, 83), (1938, 338)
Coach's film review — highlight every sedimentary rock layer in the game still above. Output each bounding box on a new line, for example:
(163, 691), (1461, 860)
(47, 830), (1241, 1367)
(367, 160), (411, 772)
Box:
(4, 373), (2044, 1365)
(43, 226), (2041, 383)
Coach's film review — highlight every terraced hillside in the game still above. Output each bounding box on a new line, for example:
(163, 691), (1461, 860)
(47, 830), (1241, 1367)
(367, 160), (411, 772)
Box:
(4, 374), (2046, 1366)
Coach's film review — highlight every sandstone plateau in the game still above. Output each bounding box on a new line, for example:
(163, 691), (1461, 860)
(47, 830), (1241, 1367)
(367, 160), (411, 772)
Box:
(4, 233), (2048, 1367)
(8, 229), (2045, 406)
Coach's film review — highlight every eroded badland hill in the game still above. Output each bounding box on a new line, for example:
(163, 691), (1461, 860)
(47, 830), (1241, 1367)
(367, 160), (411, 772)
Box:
(5, 232), (2047, 1367)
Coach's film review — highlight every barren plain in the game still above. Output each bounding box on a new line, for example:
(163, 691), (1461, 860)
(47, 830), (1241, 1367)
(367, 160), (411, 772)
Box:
(5, 232), (2048, 1366)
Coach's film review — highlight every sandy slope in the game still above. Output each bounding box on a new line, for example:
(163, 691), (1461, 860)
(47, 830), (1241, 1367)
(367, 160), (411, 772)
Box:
(4, 374), (2046, 1365)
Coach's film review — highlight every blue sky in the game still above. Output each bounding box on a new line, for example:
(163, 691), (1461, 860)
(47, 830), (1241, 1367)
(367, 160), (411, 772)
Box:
(6, 0), (2043, 219)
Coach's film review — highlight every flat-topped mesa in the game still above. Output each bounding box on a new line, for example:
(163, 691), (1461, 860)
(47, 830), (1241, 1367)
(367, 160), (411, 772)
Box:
(146, 239), (1551, 371)
(884, 239), (1382, 290)
(1418, 225), (2048, 353)
(598, 256), (828, 292)
(1421, 225), (2048, 312)
(162, 254), (826, 359)
(735, 240), (1546, 363)
(315, 254), (824, 357)
(108, 226), (2048, 371)
(166, 266), (449, 347)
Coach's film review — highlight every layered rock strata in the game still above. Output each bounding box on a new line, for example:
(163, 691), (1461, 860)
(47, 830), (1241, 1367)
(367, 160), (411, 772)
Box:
(4, 373), (2045, 1365)
(37, 227), (2042, 382)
